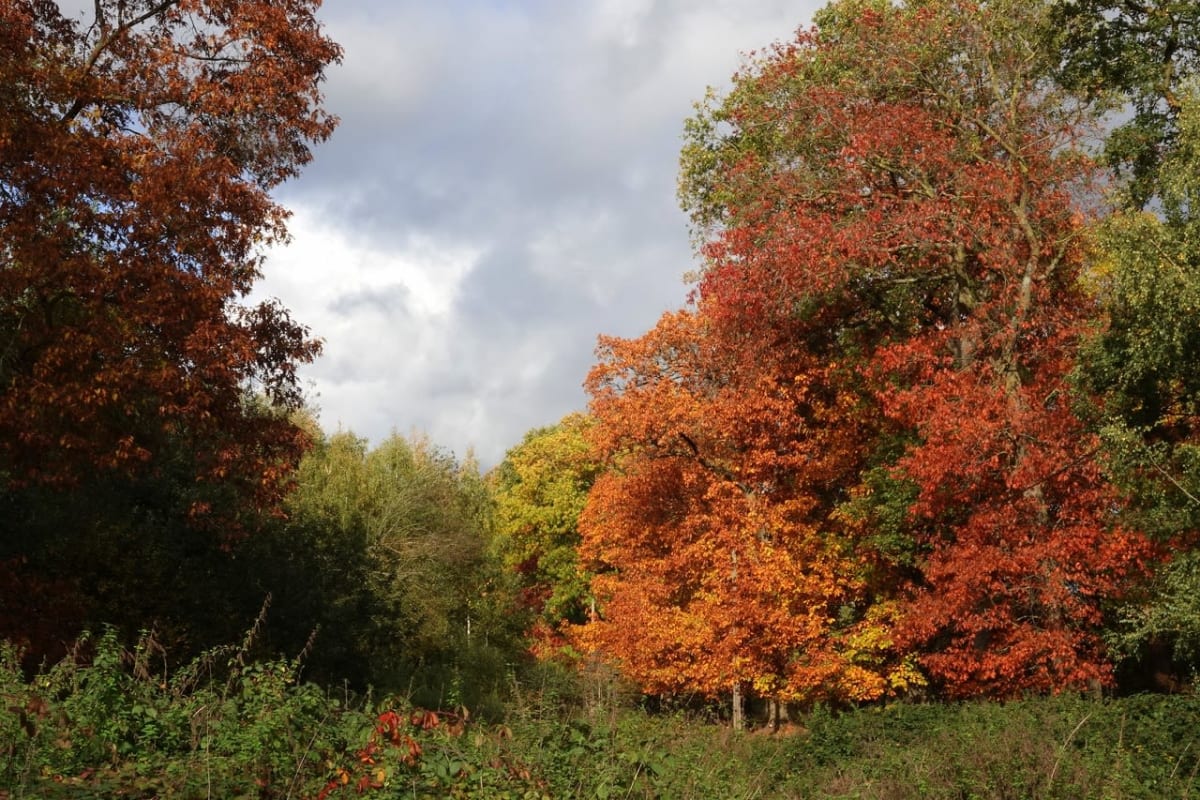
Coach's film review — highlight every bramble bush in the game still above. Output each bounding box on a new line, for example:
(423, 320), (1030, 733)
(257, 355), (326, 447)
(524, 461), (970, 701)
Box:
(4, 625), (1200, 799)
(0, 627), (366, 798)
(0, 624), (550, 799)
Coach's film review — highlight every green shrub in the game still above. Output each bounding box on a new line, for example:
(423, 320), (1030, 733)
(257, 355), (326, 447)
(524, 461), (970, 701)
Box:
(0, 627), (369, 798)
(5, 630), (1200, 800)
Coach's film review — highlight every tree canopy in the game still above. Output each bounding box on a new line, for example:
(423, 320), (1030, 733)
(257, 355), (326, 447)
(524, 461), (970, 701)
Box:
(574, 0), (1174, 704)
(491, 413), (601, 656)
(0, 0), (339, 508)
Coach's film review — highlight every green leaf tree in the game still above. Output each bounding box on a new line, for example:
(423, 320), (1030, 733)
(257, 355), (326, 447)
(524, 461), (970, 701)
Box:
(1055, 0), (1200, 209)
(263, 428), (521, 707)
(1074, 85), (1200, 679)
(491, 413), (601, 656)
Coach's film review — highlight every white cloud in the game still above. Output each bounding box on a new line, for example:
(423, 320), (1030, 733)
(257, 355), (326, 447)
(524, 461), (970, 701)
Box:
(253, 205), (481, 442)
(590, 0), (657, 49)
(261, 0), (824, 467)
(262, 206), (479, 320)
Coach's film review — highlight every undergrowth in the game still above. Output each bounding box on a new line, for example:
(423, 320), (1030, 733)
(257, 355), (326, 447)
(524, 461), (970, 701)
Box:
(2, 628), (1199, 799)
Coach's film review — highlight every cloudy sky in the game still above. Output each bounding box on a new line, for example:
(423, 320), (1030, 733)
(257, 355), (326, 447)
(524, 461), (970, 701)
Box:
(256, 1), (824, 468)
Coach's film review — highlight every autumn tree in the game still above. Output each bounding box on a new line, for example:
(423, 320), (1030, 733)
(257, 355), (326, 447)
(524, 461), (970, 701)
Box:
(0, 0), (340, 661)
(580, 0), (1152, 705)
(491, 413), (601, 657)
(577, 303), (921, 718)
(0, 0), (338, 501)
(1063, 3), (1200, 679)
(714, 0), (1153, 698)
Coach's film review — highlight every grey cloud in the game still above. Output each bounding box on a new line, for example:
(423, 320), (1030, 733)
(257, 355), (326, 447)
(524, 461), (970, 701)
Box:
(263, 0), (824, 466)
(327, 283), (414, 318)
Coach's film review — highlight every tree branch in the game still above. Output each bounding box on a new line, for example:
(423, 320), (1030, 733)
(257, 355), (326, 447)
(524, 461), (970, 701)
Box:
(676, 431), (755, 496)
(61, 0), (182, 124)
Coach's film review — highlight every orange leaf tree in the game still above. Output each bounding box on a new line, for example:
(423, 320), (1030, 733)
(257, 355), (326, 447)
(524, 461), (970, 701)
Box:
(0, 0), (339, 507)
(576, 302), (903, 706)
(579, 0), (1152, 703)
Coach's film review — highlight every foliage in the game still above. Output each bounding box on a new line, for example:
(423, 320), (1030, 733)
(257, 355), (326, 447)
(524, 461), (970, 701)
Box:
(690, 0), (1139, 694)
(787, 694), (1200, 799)
(0, 428), (292, 667)
(0, 627), (362, 798)
(314, 706), (551, 800)
(255, 428), (524, 706)
(577, 307), (889, 704)
(9, 5), (1200, 787)
(1055, 0), (1200, 209)
(580, 0), (1151, 706)
(0, 625), (549, 800)
(0, 413), (528, 717)
(0, 0), (338, 500)
(7, 635), (1200, 800)
(491, 413), (601, 655)
(1076, 208), (1200, 543)
(1107, 549), (1200, 679)
(0, 0), (340, 668)
(1072, 79), (1200, 681)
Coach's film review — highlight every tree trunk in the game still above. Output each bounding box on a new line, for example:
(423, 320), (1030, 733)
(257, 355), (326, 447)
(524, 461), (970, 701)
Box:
(732, 681), (745, 731)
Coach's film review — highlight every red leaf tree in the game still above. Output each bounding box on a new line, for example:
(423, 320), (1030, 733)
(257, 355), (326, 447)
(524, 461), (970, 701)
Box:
(0, 0), (339, 509)
(580, 0), (1152, 703)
